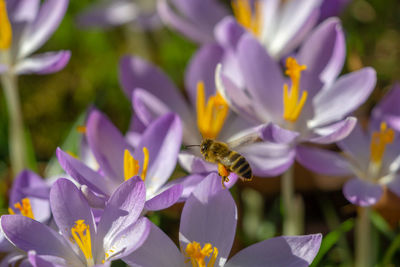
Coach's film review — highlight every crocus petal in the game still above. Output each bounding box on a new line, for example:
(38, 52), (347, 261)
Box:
(0, 215), (79, 264)
(10, 170), (49, 203)
(343, 178), (383, 206)
(100, 217), (150, 262)
(56, 148), (116, 196)
(7, 0), (40, 23)
(165, 173), (207, 201)
(76, 0), (137, 28)
(50, 179), (96, 242)
(14, 51), (70, 75)
(296, 145), (352, 176)
(267, 0), (321, 57)
(308, 117), (357, 144)
(225, 234), (322, 267)
(178, 152), (217, 173)
(337, 122), (370, 162)
(372, 83), (400, 131)
(298, 18), (345, 97)
(28, 251), (68, 267)
(179, 174), (236, 266)
(96, 177), (146, 247)
(214, 17), (245, 51)
(309, 67), (376, 128)
(145, 184), (183, 211)
(132, 89), (171, 126)
(319, 0), (351, 21)
(185, 43), (224, 106)
(237, 33), (285, 120)
(119, 56), (194, 124)
(238, 142), (295, 177)
(87, 109), (131, 182)
(123, 222), (185, 267)
(18, 0), (69, 57)
(260, 123), (300, 144)
(133, 113), (182, 192)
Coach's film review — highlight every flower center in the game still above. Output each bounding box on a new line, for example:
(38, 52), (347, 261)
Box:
(283, 57), (308, 122)
(232, 0), (262, 37)
(8, 198), (34, 219)
(369, 122), (394, 170)
(0, 0), (12, 50)
(124, 147), (149, 181)
(196, 81), (229, 139)
(71, 220), (94, 267)
(185, 241), (219, 267)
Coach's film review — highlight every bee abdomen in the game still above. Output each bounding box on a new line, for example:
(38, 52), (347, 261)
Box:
(231, 155), (252, 180)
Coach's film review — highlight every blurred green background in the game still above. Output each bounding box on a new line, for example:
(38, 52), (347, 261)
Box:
(1, 0), (400, 266)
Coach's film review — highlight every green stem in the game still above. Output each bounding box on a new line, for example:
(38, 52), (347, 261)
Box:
(381, 226), (400, 265)
(355, 207), (372, 267)
(1, 72), (27, 176)
(281, 165), (303, 235)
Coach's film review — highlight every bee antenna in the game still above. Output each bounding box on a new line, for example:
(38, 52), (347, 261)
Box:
(184, 144), (200, 149)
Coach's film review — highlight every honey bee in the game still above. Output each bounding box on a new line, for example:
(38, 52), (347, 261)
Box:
(195, 138), (254, 187)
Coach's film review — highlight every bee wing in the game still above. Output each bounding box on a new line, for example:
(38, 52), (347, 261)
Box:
(226, 131), (261, 150)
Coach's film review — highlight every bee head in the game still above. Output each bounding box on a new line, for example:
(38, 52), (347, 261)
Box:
(200, 139), (213, 155)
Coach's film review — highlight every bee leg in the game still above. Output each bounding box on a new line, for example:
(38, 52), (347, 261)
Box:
(218, 164), (230, 189)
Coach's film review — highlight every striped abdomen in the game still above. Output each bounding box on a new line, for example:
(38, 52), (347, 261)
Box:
(226, 151), (252, 181)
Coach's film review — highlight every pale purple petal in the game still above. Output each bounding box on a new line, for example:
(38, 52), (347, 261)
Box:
(0, 215), (79, 263)
(19, 0), (69, 57)
(87, 109), (131, 182)
(372, 83), (400, 131)
(214, 17), (245, 51)
(14, 51), (70, 75)
(119, 56), (193, 124)
(123, 222), (185, 267)
(99, 217), (150, 262)
(238, 33), (285, 120)
(185, 43), (224, 106)
(343, 178), (383, 206)
(319, 0), (351, 21)
(298, 18), (345, 98)
(28, 251), (67, 267)
(96, 177), (146, 246)
(225, 234), (322, 267)
(296, 145), (352, 176)
(179, 174), (236, 266)
(76, 0), (137, 28)
(261, 123), (300, 144)
(178, 152), (217, 173)
(309, 67), (376, 127)
(308, 117), (357, 144)
(238, 142), (295, 177)
(0, 64), (7, 73)
(6, 0), (40, 23)
(132, 89), (171, 126)
(50, 179), (96, 243)
(145, 184), (183, 211)
(56, 148), (116, 196)
(337, 122), (370, 161)
(133, 113), (182, 192)
(165, 174), (206, 201)
(10, 170), (49, 203)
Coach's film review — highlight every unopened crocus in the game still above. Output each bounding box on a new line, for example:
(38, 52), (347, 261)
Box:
(124, 173), (322, 266)
(1, 177), (150, 266)
(57, 110), (184, 211)
(0, 0), (70, 75)
(77, 0), (160, 29)
(297, 100), (400, 207)
(216, 18), (376, 175)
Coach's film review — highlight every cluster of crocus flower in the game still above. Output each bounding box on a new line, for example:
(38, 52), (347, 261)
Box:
(3, 0), (400, 266)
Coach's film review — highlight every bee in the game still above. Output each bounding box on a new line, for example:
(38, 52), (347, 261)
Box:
(188, 138), (254, 188)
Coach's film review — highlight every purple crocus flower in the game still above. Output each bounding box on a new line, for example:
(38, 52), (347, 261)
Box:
(76, 0), (161, 30)
(216, 18), (376, 176)
(124, 173), (322, 266)
(297, 88), (400, 206)
(0, 0), (70, 75)
(1, 177), (150, 266)
(57, 109), (184, 211)
(372, 83), (400, 132)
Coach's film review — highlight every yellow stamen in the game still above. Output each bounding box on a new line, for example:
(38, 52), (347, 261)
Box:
(67, 151), (79, 159)
(76, 126), (87, 134)
(9, 198), (34, 219)
(232, 0), (262, 37)
(370, 122), (394, 166)
(0, 0), (12, 50)
(123, 147), (149, 181)
(283, 57), (308, 122)
(71, 220), (94, 266)
(196, 81), (229, 140)
(185, 241), (219, 267)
